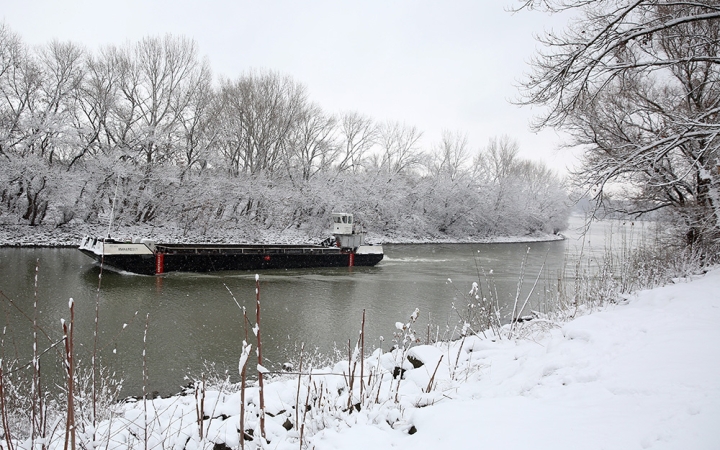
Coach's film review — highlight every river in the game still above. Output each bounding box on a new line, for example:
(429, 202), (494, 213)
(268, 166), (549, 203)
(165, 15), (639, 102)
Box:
(0, 216), (651, 397)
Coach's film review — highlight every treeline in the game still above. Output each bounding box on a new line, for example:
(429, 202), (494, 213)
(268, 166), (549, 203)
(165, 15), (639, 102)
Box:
(0, 26), (569, 240)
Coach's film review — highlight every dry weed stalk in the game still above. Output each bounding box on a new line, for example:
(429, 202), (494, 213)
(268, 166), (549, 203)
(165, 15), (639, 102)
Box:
(62, 298), (75, 450)
(142, 312), (149, 450)
(194, 376), (205, 441)
(31, 260), (41, 449)
(0, 329), (14, 450)
(90, 253), (106, 445)
(254, 274), (266, 442)
(225, 282), (253, 448)
(294, 342), (304, 431)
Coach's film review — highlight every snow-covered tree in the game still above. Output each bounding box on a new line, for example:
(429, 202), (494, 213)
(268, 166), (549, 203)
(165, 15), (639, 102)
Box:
(0, 26), (571, 236)
(216, 70), (307, 176)
(373, 121), (424, 175)
(336, 111), (378, 173)
(106, 35), (209, 165)
(518, 0), (720, 243)
(286, 102), (338, 181)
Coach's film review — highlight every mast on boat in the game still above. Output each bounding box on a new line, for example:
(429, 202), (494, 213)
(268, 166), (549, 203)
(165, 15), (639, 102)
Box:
(106, 174), (120, 239)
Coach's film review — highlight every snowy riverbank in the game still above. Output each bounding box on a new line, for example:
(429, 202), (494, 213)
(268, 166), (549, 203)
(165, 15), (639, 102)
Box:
(312, 268), (720, 450)
(11, 265), (717, 450)
(0, 223), (564, 247)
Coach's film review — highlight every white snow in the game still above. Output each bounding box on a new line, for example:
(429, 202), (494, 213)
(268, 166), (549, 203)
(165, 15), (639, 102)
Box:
(312, 269), (720, 450)
(13, 266), (720, 449)
(238, 341), (252, 375)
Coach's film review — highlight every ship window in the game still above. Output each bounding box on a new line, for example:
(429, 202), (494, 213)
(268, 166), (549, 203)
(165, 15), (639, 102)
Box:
(348, 216), (353, 224)
(334, 216), (341, 223)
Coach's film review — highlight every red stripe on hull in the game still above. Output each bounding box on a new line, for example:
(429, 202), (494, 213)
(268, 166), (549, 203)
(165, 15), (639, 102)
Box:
(155, 253), (165, 274)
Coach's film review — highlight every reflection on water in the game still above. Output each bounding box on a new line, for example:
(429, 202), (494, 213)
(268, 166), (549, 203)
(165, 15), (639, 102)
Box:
(0, 217), (651, 396)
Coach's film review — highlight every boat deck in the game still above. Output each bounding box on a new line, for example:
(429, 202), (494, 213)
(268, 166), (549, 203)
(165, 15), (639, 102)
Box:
(155, 243), (344, 255)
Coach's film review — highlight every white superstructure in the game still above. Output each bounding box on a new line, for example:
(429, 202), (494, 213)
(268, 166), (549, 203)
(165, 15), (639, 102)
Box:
(79, 236), (154, 256)
(332, 212), (371, 249)
(332, 212), (355, 235)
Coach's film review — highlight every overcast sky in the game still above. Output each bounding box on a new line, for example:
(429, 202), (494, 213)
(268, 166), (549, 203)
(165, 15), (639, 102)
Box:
(2, 0), (577, 174)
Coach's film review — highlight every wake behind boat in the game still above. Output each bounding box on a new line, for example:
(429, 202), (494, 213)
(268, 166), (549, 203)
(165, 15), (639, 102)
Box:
(79, 213), (383, 275)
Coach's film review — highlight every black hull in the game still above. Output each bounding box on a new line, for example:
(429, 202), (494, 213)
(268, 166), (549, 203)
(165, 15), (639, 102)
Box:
(80, 248), (383, 275)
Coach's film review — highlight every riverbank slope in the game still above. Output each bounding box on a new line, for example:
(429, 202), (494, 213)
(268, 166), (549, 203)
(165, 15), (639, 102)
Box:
(310, 266), (720, 449)
(41, 264), (716, 450)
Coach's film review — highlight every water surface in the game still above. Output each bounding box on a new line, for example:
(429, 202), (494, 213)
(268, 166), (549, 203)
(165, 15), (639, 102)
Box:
(0, 217), (647, 396)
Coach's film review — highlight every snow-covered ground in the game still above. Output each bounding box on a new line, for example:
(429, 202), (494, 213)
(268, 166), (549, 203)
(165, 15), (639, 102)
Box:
(18, 265), (716, 450)
(311, 268), (720, 450)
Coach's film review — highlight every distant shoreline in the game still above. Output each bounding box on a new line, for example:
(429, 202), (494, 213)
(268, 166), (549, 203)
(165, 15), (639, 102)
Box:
(0, 223), (565, 248)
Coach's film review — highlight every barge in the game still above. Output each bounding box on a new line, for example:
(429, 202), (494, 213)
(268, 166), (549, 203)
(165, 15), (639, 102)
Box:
(79, 213), (383, 275)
